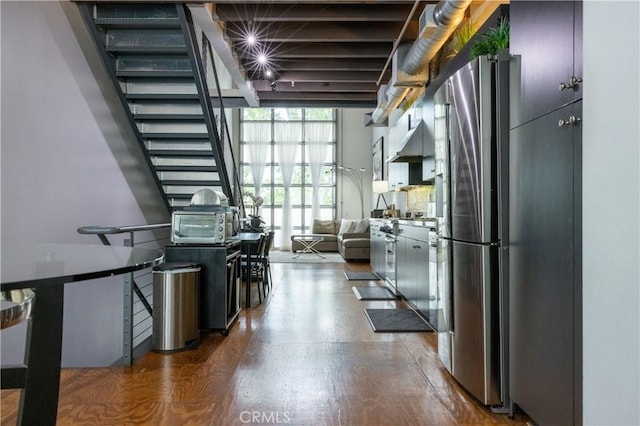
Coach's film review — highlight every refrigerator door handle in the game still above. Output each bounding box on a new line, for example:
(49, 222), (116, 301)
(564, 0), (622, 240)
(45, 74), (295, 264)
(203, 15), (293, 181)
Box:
(435, 174), (444, 218)
(435, 103), (451, 219)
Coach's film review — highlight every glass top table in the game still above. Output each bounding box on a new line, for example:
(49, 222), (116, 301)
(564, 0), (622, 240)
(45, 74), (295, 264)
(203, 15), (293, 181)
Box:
(1, 243), (163, 289)
(292, 235), (326, 259)
(0, 243), (163, 426)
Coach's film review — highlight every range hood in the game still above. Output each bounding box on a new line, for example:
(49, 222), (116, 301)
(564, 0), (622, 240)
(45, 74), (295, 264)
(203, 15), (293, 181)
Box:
(387, 120), (425, 163)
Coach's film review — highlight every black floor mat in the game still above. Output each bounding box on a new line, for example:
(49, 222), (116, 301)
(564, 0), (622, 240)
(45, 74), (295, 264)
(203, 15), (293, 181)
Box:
(364, 309), (433, 332)
(344, 271), (380, 281)
(352, 286), (396, 300)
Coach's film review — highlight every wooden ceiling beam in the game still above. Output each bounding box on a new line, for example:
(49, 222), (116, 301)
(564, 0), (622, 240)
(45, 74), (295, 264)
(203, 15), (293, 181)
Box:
(248, 58), (387, 72)
(214, 4), (422, 22)
(270, 70), (382, 83)
(252, 81), (378, 92)
(257, 91), (377, 101)
(238, 42), (393, 58)
(225, 21), (418, 43)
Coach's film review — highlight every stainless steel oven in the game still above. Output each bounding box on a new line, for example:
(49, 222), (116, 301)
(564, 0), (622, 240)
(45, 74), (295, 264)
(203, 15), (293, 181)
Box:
(380, 220), (399, 295)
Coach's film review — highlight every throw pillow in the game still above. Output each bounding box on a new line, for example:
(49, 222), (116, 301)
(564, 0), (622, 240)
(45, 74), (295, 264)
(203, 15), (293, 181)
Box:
(312, 219), (336, 235)
(338, 219), (357, 236)
(354, 219), (369, 234)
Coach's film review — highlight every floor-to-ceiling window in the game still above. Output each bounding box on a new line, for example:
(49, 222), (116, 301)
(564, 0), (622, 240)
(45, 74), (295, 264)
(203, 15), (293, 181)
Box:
(240, 108), (336, 249)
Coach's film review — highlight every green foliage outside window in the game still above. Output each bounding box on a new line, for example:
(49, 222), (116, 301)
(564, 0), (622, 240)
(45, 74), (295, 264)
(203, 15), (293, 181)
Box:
(242, 108), (271, 120)
(305, 109), (334, 121)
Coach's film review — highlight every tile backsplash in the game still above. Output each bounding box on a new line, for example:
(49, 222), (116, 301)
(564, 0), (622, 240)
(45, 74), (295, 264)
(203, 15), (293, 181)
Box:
(406, 186), (434, 212)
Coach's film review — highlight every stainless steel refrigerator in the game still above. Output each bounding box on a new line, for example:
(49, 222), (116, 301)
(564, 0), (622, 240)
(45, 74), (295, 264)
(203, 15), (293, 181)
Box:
(434, 56), (510, 407)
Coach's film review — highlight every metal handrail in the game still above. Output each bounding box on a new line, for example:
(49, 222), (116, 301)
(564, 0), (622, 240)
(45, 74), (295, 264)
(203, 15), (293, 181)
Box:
(78, 222), (171, 365)
(78, 223), (171, 234)
(78, 223), (171, 245)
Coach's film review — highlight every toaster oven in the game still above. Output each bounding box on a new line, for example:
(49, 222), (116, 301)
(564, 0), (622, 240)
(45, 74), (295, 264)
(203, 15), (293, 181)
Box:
(171, 207), (239, 244)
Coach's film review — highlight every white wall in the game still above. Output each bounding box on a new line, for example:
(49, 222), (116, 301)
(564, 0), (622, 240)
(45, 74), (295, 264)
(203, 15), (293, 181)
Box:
(583, 1), (640, 424)
(1, 1), (168, 366)
(337, 109), (372, 219)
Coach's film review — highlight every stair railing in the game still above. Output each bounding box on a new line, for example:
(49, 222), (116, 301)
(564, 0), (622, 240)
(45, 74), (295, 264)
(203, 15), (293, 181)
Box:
(179, 4), (247, 217)
(203, 35), (246, 218)
(77, 223), (171, 365)
(178, 4), (235, 206)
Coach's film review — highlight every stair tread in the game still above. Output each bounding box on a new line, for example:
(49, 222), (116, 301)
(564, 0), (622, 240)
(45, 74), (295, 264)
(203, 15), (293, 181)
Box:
(154, 165), (218, 172)
(125, 93), (200, 100)
(134, 114), (204, 120)
(106, 46), (187, 54)
(117, 70), (193, 78)
(148, 149), (213, 156)
(165, 193), (210, 199)
(141, 132), (210, 139)
(94, 19), (181, 29)
(161, 180), (221, 185)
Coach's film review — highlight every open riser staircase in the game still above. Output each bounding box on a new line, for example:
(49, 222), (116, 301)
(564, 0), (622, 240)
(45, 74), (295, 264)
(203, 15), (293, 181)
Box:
(77, 2), (235, 210)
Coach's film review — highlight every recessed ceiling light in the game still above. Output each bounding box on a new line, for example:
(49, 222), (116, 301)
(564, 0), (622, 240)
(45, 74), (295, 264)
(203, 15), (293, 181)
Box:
(246, 33), (257, 46)
(257, 53), (268, 65)
(265, 70), (273, 78)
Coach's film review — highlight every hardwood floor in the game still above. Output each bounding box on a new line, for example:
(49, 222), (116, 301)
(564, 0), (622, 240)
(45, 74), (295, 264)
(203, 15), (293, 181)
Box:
(1, 260), (528, 425)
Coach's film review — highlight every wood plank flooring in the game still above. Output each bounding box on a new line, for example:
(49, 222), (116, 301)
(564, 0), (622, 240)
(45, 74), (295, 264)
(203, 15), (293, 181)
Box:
(1, 259), (529, 425)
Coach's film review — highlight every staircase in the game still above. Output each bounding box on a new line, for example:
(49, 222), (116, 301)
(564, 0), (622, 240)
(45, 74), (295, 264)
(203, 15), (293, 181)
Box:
(78, 3), (235, 210)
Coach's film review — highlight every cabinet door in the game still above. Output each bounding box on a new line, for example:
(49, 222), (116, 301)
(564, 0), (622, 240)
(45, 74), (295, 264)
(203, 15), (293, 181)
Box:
(165, 246), (227, 330)
(415, 242), (431, 322)
(396, 236), (410, 299)
(388, 162), (408, 190)
(509, 102), (581, 425)
(422, 157), (435, 181)
(405, 239), (419, 307)
(371, 228), (386, 277)
(389, 162), (425, 189)
(376, 233), (385, 277)
(573, 0), (582, 101)
(510, 1), (576, 127)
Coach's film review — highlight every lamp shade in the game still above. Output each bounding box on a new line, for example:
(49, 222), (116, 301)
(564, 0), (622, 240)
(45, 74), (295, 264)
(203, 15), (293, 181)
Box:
(372, 180), (389, 194)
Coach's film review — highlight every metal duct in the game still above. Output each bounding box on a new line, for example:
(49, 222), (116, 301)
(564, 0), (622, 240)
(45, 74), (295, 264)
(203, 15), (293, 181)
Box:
(433, 0), (469, 27)
(370, 0), (472, 124)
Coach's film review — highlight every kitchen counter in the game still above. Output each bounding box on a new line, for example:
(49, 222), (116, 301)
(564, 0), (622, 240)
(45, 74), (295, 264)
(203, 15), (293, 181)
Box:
(398, 218), (437, 228)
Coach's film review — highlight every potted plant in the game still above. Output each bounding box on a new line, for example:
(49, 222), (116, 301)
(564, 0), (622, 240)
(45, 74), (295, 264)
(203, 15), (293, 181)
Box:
(470, 17), (509, 59)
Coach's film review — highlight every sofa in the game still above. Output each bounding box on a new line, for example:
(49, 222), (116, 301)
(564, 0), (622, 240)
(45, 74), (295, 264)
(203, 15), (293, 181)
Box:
(291, 219), (370, 261)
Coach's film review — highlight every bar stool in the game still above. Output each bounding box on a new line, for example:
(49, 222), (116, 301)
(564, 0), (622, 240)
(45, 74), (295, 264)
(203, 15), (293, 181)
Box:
(1, 289), (36, 401)
(1, 289), (35, 330)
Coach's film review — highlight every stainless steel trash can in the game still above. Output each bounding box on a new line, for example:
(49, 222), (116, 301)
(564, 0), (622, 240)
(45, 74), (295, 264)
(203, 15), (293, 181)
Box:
(152, 262), (200, 352)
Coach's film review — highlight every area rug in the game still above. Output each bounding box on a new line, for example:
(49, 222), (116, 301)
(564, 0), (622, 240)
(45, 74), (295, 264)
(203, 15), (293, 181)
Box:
(352, 286), (396, 301)
(364, 309), (433, 332)
(269, 250), (345, 264)
(344, 271), (380, 281)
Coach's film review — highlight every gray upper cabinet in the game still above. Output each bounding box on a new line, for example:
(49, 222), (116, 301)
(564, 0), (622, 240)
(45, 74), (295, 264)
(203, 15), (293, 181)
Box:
(388, 162), (425, 190)
(510, 1), (582, 128)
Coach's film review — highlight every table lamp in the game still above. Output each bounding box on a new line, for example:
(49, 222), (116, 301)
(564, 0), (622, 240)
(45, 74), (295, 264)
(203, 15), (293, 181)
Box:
(372, 180), (389, 209)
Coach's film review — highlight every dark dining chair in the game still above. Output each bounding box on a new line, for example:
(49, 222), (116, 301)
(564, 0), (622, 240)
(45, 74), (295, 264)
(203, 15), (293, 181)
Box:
(260, 231), (275, 296)
(241, 233), (267, 304)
